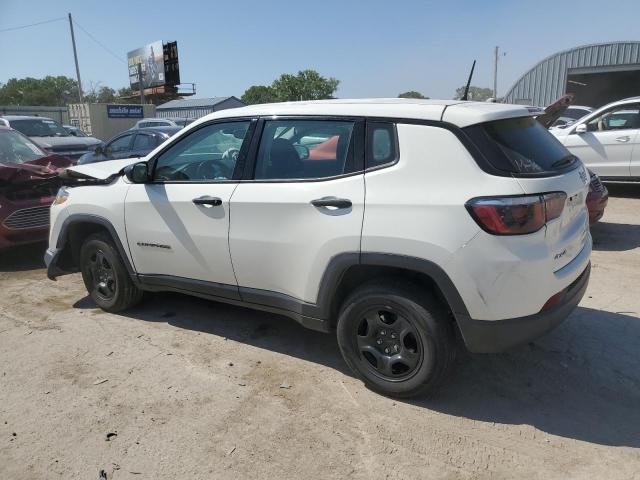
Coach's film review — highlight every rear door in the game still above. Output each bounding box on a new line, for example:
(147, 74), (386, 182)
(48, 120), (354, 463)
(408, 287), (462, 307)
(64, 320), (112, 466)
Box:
(228, 117), (365, 306)
(562, 103), (640, 177)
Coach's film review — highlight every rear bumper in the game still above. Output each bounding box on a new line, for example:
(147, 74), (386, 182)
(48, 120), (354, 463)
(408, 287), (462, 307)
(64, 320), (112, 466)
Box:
(456, 262), (590, 353)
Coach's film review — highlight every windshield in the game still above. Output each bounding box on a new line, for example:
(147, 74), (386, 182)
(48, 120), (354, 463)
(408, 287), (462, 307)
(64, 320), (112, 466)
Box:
(463, 116), (578, 174)
(10, 118), (70, 137)
(0, 129), (46, 164)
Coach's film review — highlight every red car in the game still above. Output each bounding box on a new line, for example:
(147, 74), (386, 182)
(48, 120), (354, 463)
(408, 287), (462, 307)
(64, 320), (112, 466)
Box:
(586, 169), (608, 225)
(0, 126), (72, 249)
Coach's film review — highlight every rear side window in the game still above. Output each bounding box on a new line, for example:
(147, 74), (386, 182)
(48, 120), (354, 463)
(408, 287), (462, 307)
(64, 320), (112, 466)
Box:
(132, 133), (156, 150)
(366, 122), (397, 168)
(463, 116), (576, 174)
(254, 120), (356, 180)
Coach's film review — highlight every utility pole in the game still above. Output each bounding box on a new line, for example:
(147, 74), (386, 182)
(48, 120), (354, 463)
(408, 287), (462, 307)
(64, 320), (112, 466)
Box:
(137, 64), (145, 105)
(68, 13), (84, 103)
(493, 46), (499, 100)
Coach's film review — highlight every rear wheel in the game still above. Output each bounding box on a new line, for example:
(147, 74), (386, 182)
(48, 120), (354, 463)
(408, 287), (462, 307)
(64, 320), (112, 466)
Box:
(79, 233), (142, 312)
(336, 281), (456, 398)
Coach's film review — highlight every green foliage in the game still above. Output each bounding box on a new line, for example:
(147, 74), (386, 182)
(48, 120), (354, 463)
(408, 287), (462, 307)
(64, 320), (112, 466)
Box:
(0, 76), (80, 106)
(241, 85), (279, 105)
(241, 70), (340, 105)
(454, 85), (494, 101)
(0, 76), (138, 106)
(271, 70), (339, 101)
(398, 91), (428, 99)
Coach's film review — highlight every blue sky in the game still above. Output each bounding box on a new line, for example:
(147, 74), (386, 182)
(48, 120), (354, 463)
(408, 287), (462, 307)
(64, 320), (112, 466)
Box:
(2, 0), (640, 100)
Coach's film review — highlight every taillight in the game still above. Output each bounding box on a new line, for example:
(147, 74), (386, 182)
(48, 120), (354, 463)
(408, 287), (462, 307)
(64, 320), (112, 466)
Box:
(466, 192), (566, 235)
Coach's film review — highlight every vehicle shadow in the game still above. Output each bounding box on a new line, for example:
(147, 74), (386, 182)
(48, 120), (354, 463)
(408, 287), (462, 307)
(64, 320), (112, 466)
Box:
(604, 182), (640, 199)
(75, 293), (640, 448)
(0, 242), (46, 272)
(416, 307), (640, 448)
(74, 292), (351, 375)
(591, 221), (640, 251)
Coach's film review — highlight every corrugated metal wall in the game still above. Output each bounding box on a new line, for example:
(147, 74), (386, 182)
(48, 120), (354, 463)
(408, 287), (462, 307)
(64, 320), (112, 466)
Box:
(503, 42), (640, 106)
(0, 105), (69, 124)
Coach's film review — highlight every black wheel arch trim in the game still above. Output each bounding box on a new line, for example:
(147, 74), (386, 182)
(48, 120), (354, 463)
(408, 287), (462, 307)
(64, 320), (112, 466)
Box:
(47, 213), (138, 282)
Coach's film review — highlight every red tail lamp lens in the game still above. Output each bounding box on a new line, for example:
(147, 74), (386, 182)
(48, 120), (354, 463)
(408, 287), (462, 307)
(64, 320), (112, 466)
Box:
(466, 192), (566, 235)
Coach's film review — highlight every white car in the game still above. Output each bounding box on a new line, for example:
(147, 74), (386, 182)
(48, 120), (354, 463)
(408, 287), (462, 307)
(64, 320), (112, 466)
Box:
(551, 97), (640, 179)
(45, 99), (592, 397)
(131, 118), (178, 129)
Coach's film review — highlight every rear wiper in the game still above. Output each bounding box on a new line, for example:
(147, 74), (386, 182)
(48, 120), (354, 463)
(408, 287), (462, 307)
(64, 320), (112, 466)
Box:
(551, 155), (576, 169)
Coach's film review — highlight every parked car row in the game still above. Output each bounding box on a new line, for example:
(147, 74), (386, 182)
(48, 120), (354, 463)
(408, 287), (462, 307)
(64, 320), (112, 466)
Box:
(0, 115), (102, 161)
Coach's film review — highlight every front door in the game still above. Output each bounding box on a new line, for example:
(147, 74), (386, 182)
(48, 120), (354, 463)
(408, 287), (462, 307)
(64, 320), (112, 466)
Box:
(229, 118), (365, 306)
(125, 120), (254, 291)
(563, 103), (640, 177)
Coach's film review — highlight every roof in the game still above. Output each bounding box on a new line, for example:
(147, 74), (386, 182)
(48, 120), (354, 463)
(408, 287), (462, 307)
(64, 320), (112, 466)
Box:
(191, 98), (533, 128)
(156, 96), (242, 110)
(0, 115), (55, 121)
(503, 41), (640, 106)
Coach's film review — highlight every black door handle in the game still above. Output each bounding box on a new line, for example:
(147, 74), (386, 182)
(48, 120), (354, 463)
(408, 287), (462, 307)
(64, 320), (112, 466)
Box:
(193, 196), (222, 206)
(311, 197), (352, 209)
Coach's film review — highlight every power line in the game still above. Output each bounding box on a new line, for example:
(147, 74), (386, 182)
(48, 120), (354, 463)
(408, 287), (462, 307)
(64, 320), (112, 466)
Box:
(0, 16), (65, 33)
(72, 19), (127, 65)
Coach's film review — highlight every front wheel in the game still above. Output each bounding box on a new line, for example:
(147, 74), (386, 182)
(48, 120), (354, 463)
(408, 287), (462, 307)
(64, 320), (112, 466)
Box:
(79, 233), (143, 312)
(336, 282), (456, 398)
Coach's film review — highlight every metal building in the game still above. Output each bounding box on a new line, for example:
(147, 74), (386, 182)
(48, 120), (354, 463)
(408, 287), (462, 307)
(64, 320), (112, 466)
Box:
(503, 41), (640, 108)
(156, 96), (245, 119)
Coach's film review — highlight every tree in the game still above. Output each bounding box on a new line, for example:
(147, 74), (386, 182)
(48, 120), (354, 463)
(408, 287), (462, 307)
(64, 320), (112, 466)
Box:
(271, 70), (339, 101)
(241, 85), (279, 105)
(0, 76), (79, 106)
(454, 86), (494, 101)
(398, 91), (427, 99)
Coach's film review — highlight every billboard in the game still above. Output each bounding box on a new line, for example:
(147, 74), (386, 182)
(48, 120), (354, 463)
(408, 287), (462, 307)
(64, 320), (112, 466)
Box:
(128, 41), (165, 90)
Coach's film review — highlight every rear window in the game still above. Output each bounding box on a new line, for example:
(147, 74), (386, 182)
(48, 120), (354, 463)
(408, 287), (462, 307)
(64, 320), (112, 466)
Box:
(463, 116), (576, 174)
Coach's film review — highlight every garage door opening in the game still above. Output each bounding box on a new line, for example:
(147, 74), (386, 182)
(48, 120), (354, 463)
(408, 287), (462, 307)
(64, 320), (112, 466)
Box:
(566, 68), (640, 108)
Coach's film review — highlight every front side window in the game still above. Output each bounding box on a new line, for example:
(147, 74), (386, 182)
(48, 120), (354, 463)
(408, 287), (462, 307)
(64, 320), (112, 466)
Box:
(254, 120), (356, 180)
(586, 104), (640, 132)
(133, 133), (156, 150)
(154, 121), (250, 181)
(108, 134), (133, 153)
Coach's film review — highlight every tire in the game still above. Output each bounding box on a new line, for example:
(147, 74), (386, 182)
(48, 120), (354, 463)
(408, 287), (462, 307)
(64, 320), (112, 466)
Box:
(79, 233), (143, 312)
(336, 281), (456, 398)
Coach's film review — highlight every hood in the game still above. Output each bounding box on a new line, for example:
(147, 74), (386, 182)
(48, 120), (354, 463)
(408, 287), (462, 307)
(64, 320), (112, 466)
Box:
(536, 93), (575, 129)
(29, 136), (102, 149)
(0, 154), (73, 185)
(63, 157), (142, 181)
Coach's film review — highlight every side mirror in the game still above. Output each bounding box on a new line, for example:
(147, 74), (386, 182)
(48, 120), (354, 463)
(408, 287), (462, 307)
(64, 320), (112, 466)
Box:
(94, 145), (104, 155)
(124, 162), (150, 183)
(575, 124), (587, 134)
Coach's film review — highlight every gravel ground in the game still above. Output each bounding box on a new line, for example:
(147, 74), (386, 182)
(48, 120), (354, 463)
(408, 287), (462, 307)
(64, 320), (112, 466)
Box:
(1, 184), (639, 479)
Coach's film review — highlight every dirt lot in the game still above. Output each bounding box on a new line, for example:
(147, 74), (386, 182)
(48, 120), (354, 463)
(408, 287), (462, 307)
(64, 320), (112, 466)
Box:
(1, 185), (639, 480)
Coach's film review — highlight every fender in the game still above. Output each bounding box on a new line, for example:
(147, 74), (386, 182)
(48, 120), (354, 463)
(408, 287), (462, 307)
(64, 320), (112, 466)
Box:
(46, 213), (137, 282)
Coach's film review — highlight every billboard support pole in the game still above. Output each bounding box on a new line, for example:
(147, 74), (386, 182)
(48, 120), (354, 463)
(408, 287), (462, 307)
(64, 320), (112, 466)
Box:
(137, 64), (145, 105)
(68, 13), (84, 103)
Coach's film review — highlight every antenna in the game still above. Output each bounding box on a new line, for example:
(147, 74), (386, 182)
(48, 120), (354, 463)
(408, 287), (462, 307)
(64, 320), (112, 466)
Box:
(461, 60), (476, 101)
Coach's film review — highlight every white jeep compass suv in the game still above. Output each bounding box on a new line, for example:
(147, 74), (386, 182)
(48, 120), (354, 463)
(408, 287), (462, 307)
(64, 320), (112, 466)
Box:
(46, 99), (592, 397)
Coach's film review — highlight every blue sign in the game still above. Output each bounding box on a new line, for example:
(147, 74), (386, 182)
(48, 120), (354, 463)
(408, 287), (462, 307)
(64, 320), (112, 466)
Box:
(107, 105), (143, 118)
